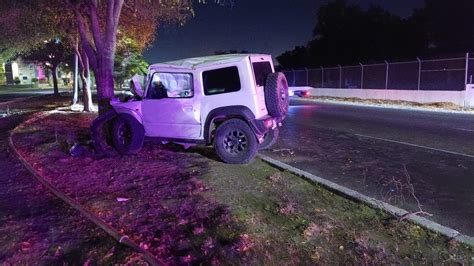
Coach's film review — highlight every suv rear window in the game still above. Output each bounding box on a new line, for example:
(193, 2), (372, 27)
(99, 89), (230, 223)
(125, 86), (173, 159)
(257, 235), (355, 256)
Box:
(252, 62), (273, 86)
(203, 67), (241, 95)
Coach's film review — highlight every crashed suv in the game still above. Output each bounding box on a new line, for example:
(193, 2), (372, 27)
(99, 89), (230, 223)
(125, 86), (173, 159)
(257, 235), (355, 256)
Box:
(92, 54), (289, 164)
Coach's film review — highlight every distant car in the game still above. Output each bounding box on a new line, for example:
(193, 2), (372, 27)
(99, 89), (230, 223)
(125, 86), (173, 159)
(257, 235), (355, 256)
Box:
(289, 88), (310, 97)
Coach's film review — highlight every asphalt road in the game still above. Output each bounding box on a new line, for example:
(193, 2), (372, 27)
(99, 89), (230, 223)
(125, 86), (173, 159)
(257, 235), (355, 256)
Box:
(263, 98), (474, 236)
(0, 88), (69, 103)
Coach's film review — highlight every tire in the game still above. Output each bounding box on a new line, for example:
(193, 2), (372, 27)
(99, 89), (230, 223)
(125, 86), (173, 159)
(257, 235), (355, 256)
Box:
(214, 119), (258, 164)
(90, 109), (117, 154)
(264, 72), (289, 118)
(112, 114), (145, 155)
(259, 127), (279, 150)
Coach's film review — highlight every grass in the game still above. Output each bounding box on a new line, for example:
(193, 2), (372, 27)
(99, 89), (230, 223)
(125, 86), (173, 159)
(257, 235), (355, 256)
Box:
(200, 158), (474, 264)
(9, 107), (474, 264)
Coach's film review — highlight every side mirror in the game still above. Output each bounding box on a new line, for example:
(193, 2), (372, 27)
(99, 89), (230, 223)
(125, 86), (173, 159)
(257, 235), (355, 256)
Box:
(130, 74), (145, 97)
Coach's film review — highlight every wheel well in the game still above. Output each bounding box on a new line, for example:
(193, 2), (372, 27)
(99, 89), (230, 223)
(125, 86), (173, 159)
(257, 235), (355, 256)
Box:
(203, 106), (256, 145)
(208, 116), (250, 144)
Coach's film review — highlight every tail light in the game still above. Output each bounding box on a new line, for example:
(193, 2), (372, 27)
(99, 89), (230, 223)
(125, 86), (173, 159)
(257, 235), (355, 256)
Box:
(264, 118), (273, 128)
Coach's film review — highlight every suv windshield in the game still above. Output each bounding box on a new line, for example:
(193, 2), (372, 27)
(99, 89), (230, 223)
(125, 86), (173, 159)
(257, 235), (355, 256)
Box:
(252, 62), (273, 86)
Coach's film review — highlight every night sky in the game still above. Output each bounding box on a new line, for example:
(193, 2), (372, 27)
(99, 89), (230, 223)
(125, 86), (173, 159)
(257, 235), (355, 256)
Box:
(143, 0), (424, 63)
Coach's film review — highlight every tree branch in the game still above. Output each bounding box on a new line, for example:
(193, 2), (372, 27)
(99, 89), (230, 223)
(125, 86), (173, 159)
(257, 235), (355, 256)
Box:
(85, 0), (104, 53)
(75, 8), (98, 71)
(105, 0), (115, 50)
(113, 0), (124, 25)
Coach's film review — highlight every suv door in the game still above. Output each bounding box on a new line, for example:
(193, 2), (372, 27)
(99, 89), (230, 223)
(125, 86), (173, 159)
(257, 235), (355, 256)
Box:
(250, 55), (274, 115)
(142, 72), (201, 139)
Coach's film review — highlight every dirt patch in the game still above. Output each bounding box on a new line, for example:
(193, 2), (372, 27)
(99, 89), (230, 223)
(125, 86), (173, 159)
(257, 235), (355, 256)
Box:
(308, 96), (473, 112)
(11, 111), (243, 264)
(0, 96), (137, 264)
(10, 110), (474, 264)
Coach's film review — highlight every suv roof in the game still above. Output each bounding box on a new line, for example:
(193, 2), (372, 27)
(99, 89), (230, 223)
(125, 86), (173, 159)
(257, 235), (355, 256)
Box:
(149, 54), (271, 71)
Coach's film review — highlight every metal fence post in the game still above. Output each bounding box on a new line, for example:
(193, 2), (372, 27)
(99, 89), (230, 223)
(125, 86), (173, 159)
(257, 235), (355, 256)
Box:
(292, 70), (296, 87)
(417, 57), (421, 91)
(359, 63), (364, 89)
(338, 64), (342, 88)
(305, 68), (309, 87)
(465, 52), (470, 87)
(320, 66), (324, 88)
(384, 60), (389, 90)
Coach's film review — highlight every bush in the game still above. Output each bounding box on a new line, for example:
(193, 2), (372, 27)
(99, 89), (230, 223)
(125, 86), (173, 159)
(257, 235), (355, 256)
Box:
(13, 77), (21, 85)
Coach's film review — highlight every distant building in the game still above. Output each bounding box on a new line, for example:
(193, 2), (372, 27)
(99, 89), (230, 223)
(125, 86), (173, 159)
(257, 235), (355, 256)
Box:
(1, 58), (73, 87)
(1, 58), (45, 85)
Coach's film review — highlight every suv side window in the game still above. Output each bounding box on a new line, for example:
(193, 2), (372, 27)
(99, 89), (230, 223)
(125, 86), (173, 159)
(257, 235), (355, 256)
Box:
(252, 62), (273, 86)
(146, 72), (193, 99)
(203, 66), (241, 95)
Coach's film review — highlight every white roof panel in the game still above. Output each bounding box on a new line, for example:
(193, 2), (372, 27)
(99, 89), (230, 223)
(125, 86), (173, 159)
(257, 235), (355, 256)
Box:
(149, 54), (270, 70)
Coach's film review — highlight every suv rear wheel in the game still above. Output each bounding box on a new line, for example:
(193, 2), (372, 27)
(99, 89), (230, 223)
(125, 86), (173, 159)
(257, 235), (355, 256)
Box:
(112, 114), (145, 155)
(214, 119), (258, 164)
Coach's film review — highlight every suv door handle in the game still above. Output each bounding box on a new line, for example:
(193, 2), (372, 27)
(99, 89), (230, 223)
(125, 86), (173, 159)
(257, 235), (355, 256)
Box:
(182, 105), (193, 112)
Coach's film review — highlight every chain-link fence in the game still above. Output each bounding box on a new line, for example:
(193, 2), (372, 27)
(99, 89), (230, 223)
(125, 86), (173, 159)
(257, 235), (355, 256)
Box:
(283, 53), (474, 91)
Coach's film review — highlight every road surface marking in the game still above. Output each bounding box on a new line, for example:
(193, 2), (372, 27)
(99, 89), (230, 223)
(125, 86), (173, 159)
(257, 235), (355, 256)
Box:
(354, 134), (474, 159)
(454, 128), (474, 132)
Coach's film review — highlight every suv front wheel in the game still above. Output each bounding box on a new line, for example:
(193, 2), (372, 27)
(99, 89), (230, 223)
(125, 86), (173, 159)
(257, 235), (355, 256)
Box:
(214, 119), (258, 164)
(112, 114), (145, 155)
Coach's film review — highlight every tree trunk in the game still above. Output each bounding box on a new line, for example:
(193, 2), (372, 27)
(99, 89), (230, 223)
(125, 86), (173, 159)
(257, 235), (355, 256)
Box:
(71, 81), (79, 105)
(51, 65), (59, 96)
(82, 57), (93, 112)
(71, 53), (79, 105)
(74, 0), (124, 114)
(94, 56), (115, 114)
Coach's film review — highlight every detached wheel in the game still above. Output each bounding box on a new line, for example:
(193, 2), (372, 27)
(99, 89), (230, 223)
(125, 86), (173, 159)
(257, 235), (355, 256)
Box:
(112, 114), (145, 155)
(214, 119), (258, 164)
(259, 127), (279, 150)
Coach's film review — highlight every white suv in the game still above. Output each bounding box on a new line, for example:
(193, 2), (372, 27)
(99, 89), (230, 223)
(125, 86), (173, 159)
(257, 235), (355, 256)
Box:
(92, 54), (289, 164)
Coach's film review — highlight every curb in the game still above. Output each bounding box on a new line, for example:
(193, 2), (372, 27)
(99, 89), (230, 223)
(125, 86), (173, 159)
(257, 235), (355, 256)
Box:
(258, 154), (474, 247)
(8, 111), (162, 265)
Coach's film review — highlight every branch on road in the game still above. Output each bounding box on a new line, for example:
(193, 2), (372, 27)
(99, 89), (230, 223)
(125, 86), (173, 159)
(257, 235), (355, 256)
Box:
(398, 165), (432, 221)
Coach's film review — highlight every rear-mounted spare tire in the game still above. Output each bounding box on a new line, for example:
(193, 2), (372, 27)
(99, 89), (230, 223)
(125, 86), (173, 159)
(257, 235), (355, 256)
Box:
(264, 72), (289, 118)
